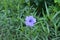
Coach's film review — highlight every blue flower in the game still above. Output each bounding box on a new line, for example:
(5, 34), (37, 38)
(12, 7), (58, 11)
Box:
(25, 16), (36, 27)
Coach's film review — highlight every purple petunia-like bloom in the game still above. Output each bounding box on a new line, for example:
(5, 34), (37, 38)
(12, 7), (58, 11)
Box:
(25, 16), (36, 27)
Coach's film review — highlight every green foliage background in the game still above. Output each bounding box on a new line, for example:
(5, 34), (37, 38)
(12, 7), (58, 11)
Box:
(0, 0), (60, 40)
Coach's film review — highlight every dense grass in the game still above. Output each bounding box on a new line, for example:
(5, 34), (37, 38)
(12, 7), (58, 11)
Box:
(0, 0), (60, 40)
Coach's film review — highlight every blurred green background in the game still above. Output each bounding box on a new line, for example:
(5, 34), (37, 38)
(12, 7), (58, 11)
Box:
(0, 0), (60, 40)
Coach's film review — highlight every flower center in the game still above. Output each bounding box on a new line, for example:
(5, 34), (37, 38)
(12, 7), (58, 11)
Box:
(29, 19), (32, 22)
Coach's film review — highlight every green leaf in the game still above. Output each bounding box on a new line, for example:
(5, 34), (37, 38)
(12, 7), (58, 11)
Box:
(54, 0), (60, 3)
